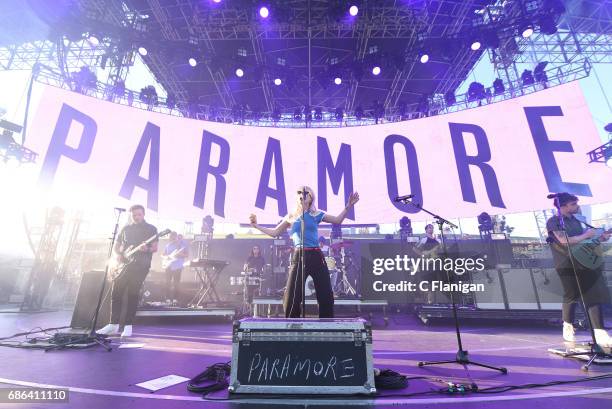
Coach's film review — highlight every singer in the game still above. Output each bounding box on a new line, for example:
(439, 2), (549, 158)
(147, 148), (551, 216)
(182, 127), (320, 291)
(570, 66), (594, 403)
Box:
(249, 187), (359, 318)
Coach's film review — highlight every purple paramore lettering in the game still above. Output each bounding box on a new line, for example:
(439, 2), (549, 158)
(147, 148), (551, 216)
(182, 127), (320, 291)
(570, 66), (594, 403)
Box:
(449, 122), (506, 208)
(383, 134), (423, 213)
(119, 122), (160, 211)
(524, 106), (592, 197)
(39, 104), (97, 186)
(255, 137), (288, 216)
(193, 130), (230, 217)
(317, 136), (355, 219)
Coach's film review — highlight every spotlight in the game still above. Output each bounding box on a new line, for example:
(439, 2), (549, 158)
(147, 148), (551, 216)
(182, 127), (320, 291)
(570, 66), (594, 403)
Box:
(349, 5), (358, 16)
(274, 78), (282, 85)
(538, 15), (558, 35)
(334, 77), (342, 85)
(335, 107), (344, 122)
(520, 23), (534, 38)
(521, 69), (535, 85)
(235, 68), (244, 77)
(467, 82), (486, 102)
(419, 54), (429, 64)
(372, 66), (381, 75)
(444, 90), (456, 106)
(259, 6), (269, 18)
(470, 40), (481, 51)
(138, 46), (148, 56)
(88, 35), (100, 46)
(492, 78), (505, 95)
(314, 107), (323, 121)
(213, 0), (222, 3)
(188, 57), (197, 67)
(534, 61), (549, 85)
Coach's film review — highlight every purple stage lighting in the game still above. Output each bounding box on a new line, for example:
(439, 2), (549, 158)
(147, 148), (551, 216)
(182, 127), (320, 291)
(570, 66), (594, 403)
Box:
(138, 46), (148, 56)
(419, 54), (429, 63)
(274, 78), (282, 86)
(259, 6), (269, 18)
(235, 68), (244, 77)
(349, 5), (359, 16)
(470, 41), (481, 51)
(188, 58), (197, 67)
(334, 77), (342, 85)
(372, 66), (381, 76)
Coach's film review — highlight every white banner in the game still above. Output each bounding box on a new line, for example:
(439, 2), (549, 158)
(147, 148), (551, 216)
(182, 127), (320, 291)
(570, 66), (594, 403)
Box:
(25, 81), (611, 223)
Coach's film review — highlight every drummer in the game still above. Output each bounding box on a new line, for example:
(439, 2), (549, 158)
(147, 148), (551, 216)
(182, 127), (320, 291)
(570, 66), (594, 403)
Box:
(244, 245), (266, 275)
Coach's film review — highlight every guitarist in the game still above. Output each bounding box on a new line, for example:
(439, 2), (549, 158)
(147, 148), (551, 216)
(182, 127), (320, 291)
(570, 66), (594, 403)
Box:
(97, 204), (158, 338)
(163, 231), (188, 306)
(546, 193), (611, 347)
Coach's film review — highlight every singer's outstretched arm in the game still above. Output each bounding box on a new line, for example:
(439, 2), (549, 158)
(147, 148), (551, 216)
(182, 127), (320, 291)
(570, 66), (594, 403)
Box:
(323, 192), (360, 224)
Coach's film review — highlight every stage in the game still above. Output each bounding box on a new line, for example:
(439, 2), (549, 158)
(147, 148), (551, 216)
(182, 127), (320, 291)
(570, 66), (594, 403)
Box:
(1, 310), (611, 408)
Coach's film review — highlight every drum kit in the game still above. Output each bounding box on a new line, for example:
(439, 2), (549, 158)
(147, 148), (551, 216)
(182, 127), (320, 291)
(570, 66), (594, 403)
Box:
(229, 238), (359, 315)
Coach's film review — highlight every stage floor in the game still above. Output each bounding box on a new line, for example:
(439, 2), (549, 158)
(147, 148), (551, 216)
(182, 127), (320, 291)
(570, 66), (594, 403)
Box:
(0, 310), (611, 408)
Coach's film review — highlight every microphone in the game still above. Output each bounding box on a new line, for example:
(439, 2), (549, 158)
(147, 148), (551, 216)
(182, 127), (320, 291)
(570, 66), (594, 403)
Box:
(394, 194), (415, 202)
(114, 207), (126, 212)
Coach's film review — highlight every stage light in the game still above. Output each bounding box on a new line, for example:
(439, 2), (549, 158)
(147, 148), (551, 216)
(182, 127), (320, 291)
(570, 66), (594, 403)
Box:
(274, 78), (282, 85)
(492, 78), (505, 95)
(235, 68), (244, 77)
(521, 69), (535, 85)
(419, 54), (429, 64)
(259, 6), (269, 18)
(334, 77), (342, 85)
(520, 23), (534, 38)
(467, 81), (486, 102)
(534, 61), (549, 83)
(349, 5), (358, 16)
(444, 90), (456, 106)
(372, 66), (381, 75)
(138, 46), (148, 56)
(470, 41), (481, 51)
(335, 107), (344, 122)
(88, 35), (100, 46)
(213, 0), (222, 3)
(538, 15), (558, 35)
(355, 105), (364, 120)
(188, 57), (197, 67)
(604, 123), (612, 133)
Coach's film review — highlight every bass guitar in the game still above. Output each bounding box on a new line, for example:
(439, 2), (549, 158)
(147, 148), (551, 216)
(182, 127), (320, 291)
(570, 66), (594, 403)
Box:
(111, 229), (171, 280)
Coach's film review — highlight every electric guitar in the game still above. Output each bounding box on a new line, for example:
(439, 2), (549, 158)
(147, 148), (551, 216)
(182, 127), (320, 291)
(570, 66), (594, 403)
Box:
(161, 247), (187, 270)
(553, 228), (612, 270)
(111, 229), (171, 280)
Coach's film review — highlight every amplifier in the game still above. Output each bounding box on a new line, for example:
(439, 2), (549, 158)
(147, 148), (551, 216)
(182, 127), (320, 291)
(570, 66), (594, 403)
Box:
(229, 318), (376, 395)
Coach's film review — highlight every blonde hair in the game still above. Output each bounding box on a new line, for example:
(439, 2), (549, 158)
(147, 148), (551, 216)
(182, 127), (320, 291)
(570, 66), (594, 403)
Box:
(286, 185), (319, 223)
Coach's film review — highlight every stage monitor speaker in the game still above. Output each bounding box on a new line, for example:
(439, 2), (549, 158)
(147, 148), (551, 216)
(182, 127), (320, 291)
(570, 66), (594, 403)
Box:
(531, 268), (563, 310)
(502, 268), (539, 310)
(470, 269), (506, 310)
(70, 270), (111, 329)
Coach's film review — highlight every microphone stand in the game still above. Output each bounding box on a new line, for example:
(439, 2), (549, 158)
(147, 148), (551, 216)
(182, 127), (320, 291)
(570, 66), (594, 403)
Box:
(397, 197), (507, 382)
(552, 197), (610, 371)
(300, 187), (307, 318)
(46, 208), (124, 351)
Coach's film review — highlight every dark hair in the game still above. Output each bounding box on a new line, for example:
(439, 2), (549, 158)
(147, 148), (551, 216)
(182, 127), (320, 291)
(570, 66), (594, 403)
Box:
(250, 245), (262, 257)
(425, 224), (433, 231)
(554, 192), (578, 208)
(129, 204), (145, 213)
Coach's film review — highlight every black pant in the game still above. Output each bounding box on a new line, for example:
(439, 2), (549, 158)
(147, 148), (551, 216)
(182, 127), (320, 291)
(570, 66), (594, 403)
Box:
(557, 268), (609, 329)
(110, 263), (150, 325)
(284, 249), (334, 318)
(165, 268), (182, 300)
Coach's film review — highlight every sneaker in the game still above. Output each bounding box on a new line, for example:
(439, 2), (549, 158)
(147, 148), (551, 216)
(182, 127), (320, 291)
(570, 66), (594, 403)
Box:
(594, 329), (612, 348)
(96, 324), (119, 336)
(563, 322), (576, 342)
(121, 325), (133, 338)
